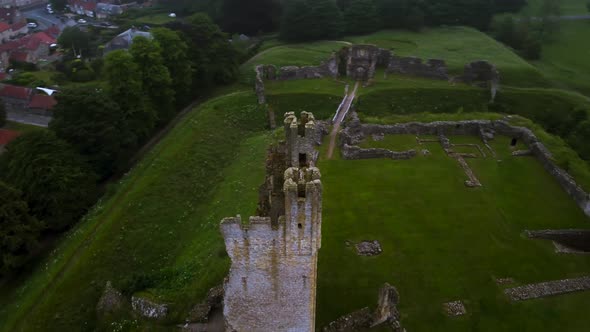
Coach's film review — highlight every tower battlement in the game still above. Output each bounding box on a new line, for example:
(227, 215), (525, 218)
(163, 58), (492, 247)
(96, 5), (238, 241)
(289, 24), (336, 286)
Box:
(221, 112), (322, 332)
(284, 111), (318, 168)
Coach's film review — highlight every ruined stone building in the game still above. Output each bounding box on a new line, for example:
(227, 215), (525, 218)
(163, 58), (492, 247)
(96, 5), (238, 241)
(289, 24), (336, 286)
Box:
(220, 112), (323, 331)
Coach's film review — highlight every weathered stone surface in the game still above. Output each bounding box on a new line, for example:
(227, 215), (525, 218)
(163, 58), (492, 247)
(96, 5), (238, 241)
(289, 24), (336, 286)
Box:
(342, 144), (417, 160)
(527, 229), (590, 252)
(96, 281), (125, 315)
(373, 283), (400, 326)
(443, 300), (467, 316)
(504, 276), (590, 301)
(277, 56), (338, 81)
(496, 278), (516, 285)
(131, 295), (168, 319)
(372, 133), (384, 141)
(512, 149), (532, 156)
(355, 240), (383, 256)
(460, 60), (500, 84)
(322, 307), (373, 332)
(387, 55), (448, 80)
(346, 45), (381, 81)
(422, 149), (431, 156)
(186, 285), (224, 323)
(221, 114), (323, 332)
(340, 117), (590, 216)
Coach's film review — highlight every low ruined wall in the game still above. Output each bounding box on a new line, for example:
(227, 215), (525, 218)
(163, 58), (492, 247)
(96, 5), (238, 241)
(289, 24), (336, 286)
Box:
(342, 144), (416, 160)
(386, 56), (448, 80)
(340, 115), (590, 216)
(278, 56), (338, 80)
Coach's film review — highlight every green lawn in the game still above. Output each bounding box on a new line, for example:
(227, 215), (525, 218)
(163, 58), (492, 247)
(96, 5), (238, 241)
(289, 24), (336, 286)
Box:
(3, 121), (44, 133)
(534, 20), (590, 96)
(316, 134), (590, 331)
(246, 27), (547, 87)
(0, 92), (272, 331)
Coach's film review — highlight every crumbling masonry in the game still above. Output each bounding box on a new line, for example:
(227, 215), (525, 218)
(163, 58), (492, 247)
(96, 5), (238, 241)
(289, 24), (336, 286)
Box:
(220, 112), (323, 332)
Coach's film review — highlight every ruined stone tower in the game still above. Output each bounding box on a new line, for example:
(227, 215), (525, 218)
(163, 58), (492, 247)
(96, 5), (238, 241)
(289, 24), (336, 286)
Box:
(220, 112), (323, 332)
(284, 111), (319, 168)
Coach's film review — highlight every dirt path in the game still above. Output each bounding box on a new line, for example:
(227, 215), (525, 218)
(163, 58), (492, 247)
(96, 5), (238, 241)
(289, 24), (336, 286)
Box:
(326, 82), (359, 159)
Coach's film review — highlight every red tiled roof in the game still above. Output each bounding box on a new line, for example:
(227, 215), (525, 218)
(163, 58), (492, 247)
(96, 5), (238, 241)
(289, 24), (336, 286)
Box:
(0, 85), (32, 100)
(29, 94), (57, 110)
(0, 22), (10, 33)
(45, 25), (61, 38)
(10, 51), (29, 63)
(0, 129), (20, 146)
(82, 2), (97, 11)
(11, 21), (27, 31)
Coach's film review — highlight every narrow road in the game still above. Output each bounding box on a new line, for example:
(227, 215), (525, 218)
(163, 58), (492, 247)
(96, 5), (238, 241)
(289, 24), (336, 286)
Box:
(326, 81), (359, 159)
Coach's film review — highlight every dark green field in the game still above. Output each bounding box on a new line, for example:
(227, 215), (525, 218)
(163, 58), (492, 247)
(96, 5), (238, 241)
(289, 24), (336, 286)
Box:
(316, 135), (590, 331)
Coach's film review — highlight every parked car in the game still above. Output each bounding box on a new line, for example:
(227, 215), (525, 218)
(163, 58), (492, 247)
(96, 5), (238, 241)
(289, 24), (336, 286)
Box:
(27, 22), (37, 28)
(77, 19), (87, 24)
(168, 13), (176, 18)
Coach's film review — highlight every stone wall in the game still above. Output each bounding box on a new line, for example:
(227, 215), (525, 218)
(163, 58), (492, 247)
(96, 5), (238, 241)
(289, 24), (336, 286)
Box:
(346, 45), (380, 81)
(278, 56), (338, 80)
(221, 112), (324, 331)
(341, 144), (417, 160)
(340, 115), (590, 216)
(386, 56), (449, 80)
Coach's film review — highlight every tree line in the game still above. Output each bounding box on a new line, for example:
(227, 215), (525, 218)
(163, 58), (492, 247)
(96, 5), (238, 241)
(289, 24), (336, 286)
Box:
(0, 14), (240, 276)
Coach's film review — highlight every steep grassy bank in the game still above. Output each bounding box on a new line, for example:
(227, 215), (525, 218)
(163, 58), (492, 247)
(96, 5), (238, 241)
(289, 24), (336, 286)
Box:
(0, 92), (271, 331)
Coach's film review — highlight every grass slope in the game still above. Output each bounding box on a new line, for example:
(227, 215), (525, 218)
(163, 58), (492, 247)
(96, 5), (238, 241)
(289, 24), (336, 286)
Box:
(534, 20), (590, 96)
(316, 135), (590, 331)
(244, 27), (547, 87)
(0, 92), (271, 331)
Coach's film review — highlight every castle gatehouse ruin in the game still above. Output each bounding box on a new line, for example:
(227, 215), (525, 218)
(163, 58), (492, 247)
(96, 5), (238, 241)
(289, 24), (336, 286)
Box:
(220, 112), (323, 331)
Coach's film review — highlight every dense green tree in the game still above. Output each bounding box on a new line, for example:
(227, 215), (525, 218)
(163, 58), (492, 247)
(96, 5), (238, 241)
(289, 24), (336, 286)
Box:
(343, 0), (379, 35)
(280, 0), (342, 41)
(50, 86), (135, 178)
(280, 0), (313, 41)
(492, 0), (527, 13)
(538, 0), (561, 39)
(587, 1), (590, 12)
(376, 0), (409, 29)
(308, 0), (343, 39)
(425, 0), (494, 30)
(569, 120), (590, 160)
(166, 14), (240, 86)
(152, 28), (193, 107)
(0, 100), (5, 127)
(49, 0), (67, 11)
(104, 50), (155, 140)
(58, 27), (90, 57)
(0, 181), (40, 276)
(221, 0), (281, 34)
(130, 37), (175, 124)
(521, 34), (542, 59)
(405, 5), (426, 31)
(0, 131), (97, 230)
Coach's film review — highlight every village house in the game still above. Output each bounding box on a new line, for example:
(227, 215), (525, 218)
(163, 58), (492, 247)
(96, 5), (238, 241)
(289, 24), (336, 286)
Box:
(0, 29), (58, 71)
(0, 84), (32, 112)
(104, 27), (151, 53)
(0, 0), (46, 9)
(28, 93), (56, 116)
(0, 6), (23, 24)
(68, 0), (96, 17)
(0, 84), (57, 122)
(0, 128), (20, 154)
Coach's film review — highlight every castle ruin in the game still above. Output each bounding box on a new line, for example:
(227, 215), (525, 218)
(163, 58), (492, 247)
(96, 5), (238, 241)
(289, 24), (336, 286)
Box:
(220, 112), (323, 331)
